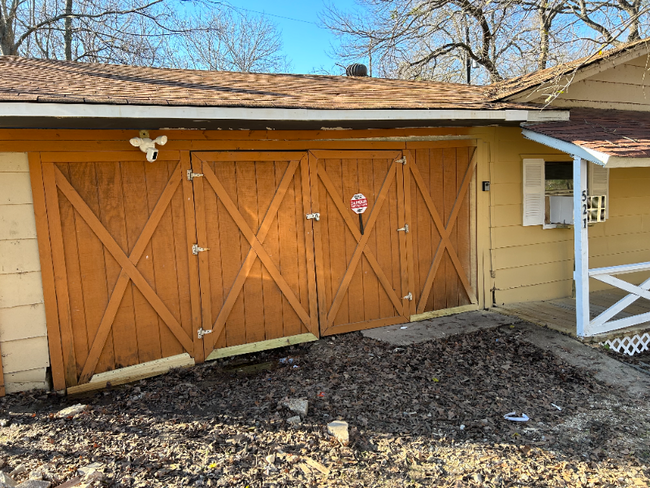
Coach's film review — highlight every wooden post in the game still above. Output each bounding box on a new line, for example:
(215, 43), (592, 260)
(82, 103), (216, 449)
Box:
(573, 156), (590, 337)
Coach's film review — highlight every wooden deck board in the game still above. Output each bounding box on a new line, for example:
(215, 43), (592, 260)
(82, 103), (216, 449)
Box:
(498, 289), (650, 340)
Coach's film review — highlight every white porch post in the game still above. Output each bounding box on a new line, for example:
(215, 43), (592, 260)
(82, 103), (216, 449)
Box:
(573, 156), (590, 337)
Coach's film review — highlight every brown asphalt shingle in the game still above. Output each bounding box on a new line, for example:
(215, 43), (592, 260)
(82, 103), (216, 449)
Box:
(0, 55), (523, 110)
(524, 108), (650, 158)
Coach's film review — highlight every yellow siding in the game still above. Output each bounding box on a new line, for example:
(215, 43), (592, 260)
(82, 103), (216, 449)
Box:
(523, 54), (650, 111)
(0, 153), (49, 394)
(480, 128), (650, 304)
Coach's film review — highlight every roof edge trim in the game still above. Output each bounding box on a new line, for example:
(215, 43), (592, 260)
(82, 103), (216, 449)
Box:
(0, 102), (569, 123)
(501, 41), (650, 103)
(522, 128), (608, 166)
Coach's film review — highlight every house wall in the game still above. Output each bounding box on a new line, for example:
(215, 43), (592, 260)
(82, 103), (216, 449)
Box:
(0, 153), (50, 393)
(482, 127), (650, 305)
(523, 54), (650, 111)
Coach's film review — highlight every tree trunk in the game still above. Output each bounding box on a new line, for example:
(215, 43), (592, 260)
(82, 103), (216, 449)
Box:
(538, 5), (550, 71)
(65, 0), (73, 61)
(0, 6), (17, 55)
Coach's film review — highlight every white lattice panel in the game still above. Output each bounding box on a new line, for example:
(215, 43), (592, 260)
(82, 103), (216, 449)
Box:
(603, 333), (650, 356)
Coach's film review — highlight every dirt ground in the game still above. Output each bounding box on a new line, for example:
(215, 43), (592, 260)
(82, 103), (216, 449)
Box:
(1, 322), (650, 487)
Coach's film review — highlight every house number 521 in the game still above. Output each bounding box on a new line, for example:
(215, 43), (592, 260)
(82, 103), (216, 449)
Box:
(582, 190), (588, 229)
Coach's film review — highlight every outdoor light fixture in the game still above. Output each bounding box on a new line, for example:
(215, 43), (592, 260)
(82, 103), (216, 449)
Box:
(130, 130), (168, 162)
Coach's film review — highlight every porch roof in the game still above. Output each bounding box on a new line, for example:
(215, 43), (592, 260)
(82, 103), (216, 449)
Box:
(522, 108), (650, 168)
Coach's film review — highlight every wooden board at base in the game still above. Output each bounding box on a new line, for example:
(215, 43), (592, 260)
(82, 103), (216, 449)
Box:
(206, 333), (318, 361)
(67, 353), (195, 395)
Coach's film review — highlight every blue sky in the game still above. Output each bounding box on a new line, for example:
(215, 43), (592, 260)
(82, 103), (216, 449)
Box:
(220, 0), (358, 74)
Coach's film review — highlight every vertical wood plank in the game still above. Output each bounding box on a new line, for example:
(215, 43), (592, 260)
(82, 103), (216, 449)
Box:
(123, 162), (162, 364)
(277, 163), (302, 338)
(42, 162), (78, 386)
(56, 164), (89, 377)
(444, 148), (459, 308)
(310, 153), (329, 332)
(431, 149), (447, 312)
(95, 161), (137, 370)
(69, 163), (115, 374)
(28, 153), (66, 391)
(423, 149), (438, 311)
(237, 161), (264, 344)
(344, 158), (364, 325)
(300, 154), (319, 337)
(169, 158), (196, 358)
(258, 160), (284, 342)
(457, 147), (471, 305)
(333, 158), (352, 326)
(387, 157), (402, 318)
(396, 156), (410, 317)
(366, 158), (385, 322)
(184, 153), (206, 361)
(200, 159), (225, 352)
(216, 161), (246, 347)
(144, 162), (181, 359)
(403, 151), (416, 317)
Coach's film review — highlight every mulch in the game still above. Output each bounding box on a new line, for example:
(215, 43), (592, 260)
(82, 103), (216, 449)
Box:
(1, 324), (649, 487)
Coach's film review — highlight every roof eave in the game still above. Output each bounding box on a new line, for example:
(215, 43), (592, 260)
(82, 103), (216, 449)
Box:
(0, 102), (570, 126)
(522, 128), (650, 168)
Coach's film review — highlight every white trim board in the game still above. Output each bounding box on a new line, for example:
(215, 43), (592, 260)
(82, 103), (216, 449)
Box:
(522, 129), (650, 168)
(0, 102), (569, 124)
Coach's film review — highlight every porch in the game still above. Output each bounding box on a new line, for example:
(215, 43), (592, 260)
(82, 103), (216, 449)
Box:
(496, 289), (650, 353)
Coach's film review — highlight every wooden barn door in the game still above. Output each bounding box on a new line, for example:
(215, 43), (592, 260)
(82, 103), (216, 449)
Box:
(309, 151), (411, 335)
(403, 146), (478, 316)
(37, 152), (200, 387)
(190, 152), (319, 359)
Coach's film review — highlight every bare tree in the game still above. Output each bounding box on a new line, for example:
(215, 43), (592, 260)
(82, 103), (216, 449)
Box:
(323, 0), (650, 83)
(1, 1), (290, 73)
(1, 0), (167, 59)
(173, 10), (289, 73)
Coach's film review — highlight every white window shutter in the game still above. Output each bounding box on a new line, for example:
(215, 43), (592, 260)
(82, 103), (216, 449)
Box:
(588, 163), (609, 219)
(522, 158), (545, 226)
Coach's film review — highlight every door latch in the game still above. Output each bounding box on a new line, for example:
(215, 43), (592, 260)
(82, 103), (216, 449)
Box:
(395, 157), (407, 165)
(198, 327), (213, 339)
(403, 292), (413, 301)
(397, 224), (409, 233)
(192, 244), (210, 255)
(187, 170), (204, 181)
(306, 213), (320, 221)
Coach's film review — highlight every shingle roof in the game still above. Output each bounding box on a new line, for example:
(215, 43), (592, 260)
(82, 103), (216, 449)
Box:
(0, 55), (525, 110)
(524, 108), (650, 158)
(494, 38), (650, 100)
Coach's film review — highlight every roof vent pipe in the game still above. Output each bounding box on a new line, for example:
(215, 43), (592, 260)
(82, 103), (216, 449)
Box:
(345, 63), (368, 77)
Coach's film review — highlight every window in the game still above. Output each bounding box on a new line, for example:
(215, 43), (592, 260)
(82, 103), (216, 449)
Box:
(522, 158), (609, 228)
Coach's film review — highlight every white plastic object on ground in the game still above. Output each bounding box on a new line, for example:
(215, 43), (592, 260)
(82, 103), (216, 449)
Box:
(503, 411), (529, 422)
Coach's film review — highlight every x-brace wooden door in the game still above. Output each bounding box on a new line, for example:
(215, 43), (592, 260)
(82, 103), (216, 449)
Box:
(309, 150), (411, 335)
(403, 146), (478, 315)
(37, 152), (201, 388)
(191, 152), (319, 358)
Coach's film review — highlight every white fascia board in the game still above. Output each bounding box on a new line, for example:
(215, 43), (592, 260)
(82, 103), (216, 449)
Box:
(522, 128), (608, 166)
(0, 102), (569, 123)
(601, 156), (650, 168)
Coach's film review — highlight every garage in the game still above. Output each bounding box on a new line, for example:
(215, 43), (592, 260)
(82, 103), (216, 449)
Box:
(29, 140), (477, 389)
